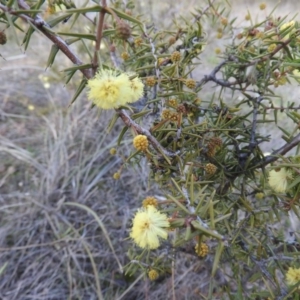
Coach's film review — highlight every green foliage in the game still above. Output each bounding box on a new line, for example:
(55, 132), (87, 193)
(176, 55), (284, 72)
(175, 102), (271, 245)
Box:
(1, 0), (300, 298)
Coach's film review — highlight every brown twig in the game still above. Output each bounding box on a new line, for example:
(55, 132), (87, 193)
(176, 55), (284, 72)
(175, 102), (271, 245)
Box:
(92, 0), (107, 72)
(256, 132), (300, 168)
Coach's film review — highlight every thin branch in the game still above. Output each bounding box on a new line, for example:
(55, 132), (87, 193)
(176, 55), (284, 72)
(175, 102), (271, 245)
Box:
(256, 133), (300, 168)
(92, 0), (107, 71)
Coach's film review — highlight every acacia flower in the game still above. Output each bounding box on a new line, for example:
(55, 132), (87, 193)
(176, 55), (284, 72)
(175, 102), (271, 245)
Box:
(142, 196), (158, 208)
(195, 242), (209, 257)
(148, 269), (159, 281)
(86, 69), (143, 109)
(280, 20), (295, 32)
(280, 21), (296, 39)
(268, 168), (293, 193)
(133, 135), (148, 151)
(130, 205), (170, 249)
(128, 77), (144, 102)
(286, 267), (300, 285)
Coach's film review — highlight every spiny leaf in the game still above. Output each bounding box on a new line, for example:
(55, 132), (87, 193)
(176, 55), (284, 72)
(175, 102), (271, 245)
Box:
(69, 78), (87, 105)
(46, 44), (59, 69)
(57, 32), (96, 41)
(211, 241), (225, 276)
(47, 14), (73, 27)
(5, 13), (20, 47)
(118, 126), (129, 146)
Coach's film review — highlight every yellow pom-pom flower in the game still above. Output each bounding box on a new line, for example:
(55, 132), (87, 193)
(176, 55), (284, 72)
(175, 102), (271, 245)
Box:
(87, 69), (143, 109)
(255, 192), (265, 199)
(142, 196), (158, 208)
(133, 135), (149, 151)
(148, 269), (159, 281)
(129, 77), (144, 101)
(130, 205), (170, 249)
(215, 48), (221, 54)
(195, 242), (209, 257)
(171, 51), (181, 63)
(134, 37), (143, 47)
(221, 18), (228, 26)
(286, 267), (300, 286)
(205, 163), (217, 176)
(280, 20), (295, 32)
(268, 168), (293, 193)
(109, 148), (117, 155)
(113, 172), (121, 180)
(259, 3), (266, 10)
(146, 76), (156, 87)
(185, 78), (196, 89)
(121, 52), (129, 61)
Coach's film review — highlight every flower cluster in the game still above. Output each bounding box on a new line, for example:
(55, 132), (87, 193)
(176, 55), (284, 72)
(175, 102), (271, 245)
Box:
(87, 69), (144, 109)
(268, 168), (293, 193)
(205, 163), (217, 176)
(130, 205), (170, 249)
(148, 269), (159, 281)
(133, 135), (149, 151)
(286, 267), (300, 286)
(142, 196), (158, 208)
(195, 242), (209, 257)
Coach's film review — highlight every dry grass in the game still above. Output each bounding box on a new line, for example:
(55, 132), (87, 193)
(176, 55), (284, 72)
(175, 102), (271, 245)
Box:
(1, 0), (300, 299)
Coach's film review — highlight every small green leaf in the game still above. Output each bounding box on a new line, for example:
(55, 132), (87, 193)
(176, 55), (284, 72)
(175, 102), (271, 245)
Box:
(131, 110), (152, 120)
(111, 7), (143, 25)
(107, 113), (120, 133)
(69, 78), (87, 105)
(46, 44), (59, 69)
(57, 32), (96, 41)
(47, 14), (73, 27)
(118, 126), (129, 146)
(287, 176), (300, 191)
(5, 13), (20, 47)
(211, 241), (224, 276)
(65, 5), (102, 14)
(64, 65), (92, 84)
(22, 26), (35, 50)
(0, 262), (8, 276)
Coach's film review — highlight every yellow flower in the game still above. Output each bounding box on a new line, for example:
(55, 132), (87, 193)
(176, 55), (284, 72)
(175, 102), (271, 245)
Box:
(195, 242), (209, 257)
(286, 267), (300, 285)
(268, 168), (293, 193)
(280, 21), (296, 39)
(148, 269), (159, 281)
(113, 172), (121, 180)
(130, 205), (170, 249)
(280, 20), (295, 32)
(215, 48), (221, 54)
(259, 3), (266, 10)
(171, 51), (181, 63)
(128, 77), (144, 102)
(142, 196), (158, 208)
(87, 69), (143, 109)
(293, 69), (300, 77)
(146, 76), (156, 87)
(255, 192), (265, 199)
(133, 135), (149, 151)
(109, 148), (117, 155)
(185, 78), (196, 89)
